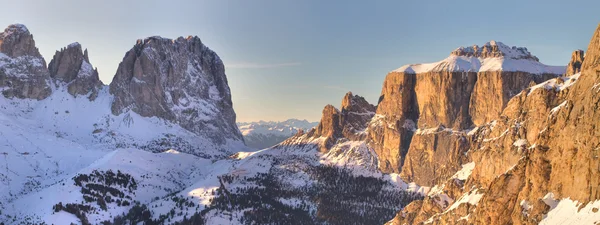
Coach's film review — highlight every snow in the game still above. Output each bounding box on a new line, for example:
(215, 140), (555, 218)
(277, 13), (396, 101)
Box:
(529, 73), (581, 95)
(1, 24), (29, 38)
(445, 189), (484, 212)
(67, 42), (81, 48)
(0, 85), (252, 224)
(550, 101), (569, 115)
(451, 162), (475, 181)
(394, 41), (565, 75)
(238, 119), (317, 136)
(521, 199), (533, 216)
(320, 141), (379, 173)
(77, 60), (94, 77)
(540, 193), (600, 225)
(513, 139), (528, 147)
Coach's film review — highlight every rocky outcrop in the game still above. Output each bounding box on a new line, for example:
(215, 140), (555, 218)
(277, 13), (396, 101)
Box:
(0, 24), (51, 100)
(388, 24), (600, 225)
(109, 36), (243, 147)
(369, 41), (563, 174)
(565, 49), (584, 76)
(279, 92), (376, 153)
(308, 92), (375, 152)
(49, 42), (102, 100)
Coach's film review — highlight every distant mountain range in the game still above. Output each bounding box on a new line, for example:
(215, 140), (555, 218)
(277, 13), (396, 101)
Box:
(237, 119), (318, 149)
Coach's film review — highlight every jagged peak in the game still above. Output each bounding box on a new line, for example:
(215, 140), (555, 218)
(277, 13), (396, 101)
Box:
(135, 35), (203, 46)
(67, 42), (81, 48)
(394, 41), (564, 75)
(0, 23), (42, 58)
(566, 49), (585, 76)
(0, 24), (30, 38)
(450, 40), (539, 61)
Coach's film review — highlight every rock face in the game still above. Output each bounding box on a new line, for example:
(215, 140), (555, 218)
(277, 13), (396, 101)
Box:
(109, 36), (243, 147)
(368, 41), (563, 174)
(399, 127), (470, 187)
(278, 92), (376, 153)
(565, 49), (584, 76)
(0, 24), (51, 100)
(308, 92), (375, 152)
(388, 24), (600, 225)
(48, 42), (102, 99)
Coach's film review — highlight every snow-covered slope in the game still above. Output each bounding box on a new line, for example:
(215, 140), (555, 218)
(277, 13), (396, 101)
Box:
(237, 119), (318, 149)
(394, 41), (565, 74)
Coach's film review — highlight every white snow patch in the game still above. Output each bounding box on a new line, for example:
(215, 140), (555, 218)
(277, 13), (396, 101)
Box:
(445, 189), (484, 212)
(452, 162), (475, 181)
(540, 193), (600, 225)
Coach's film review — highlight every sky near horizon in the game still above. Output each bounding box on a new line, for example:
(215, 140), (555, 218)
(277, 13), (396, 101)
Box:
(0, 0), (598, 122)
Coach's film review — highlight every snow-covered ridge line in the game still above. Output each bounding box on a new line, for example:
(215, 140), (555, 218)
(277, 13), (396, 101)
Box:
(393, 41), (565, 75)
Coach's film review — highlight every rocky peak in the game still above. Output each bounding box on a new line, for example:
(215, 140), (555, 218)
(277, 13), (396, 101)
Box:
(340, 92), (376, 134)
(0, 24), (51, 100)
(450, 40), (539, 61)
(581, 24), (600, 74)
(311, 93), (376, 152)
(48, 42), (102, 99)
(565, 49), (584, 76)
(313, 104), (342, 140)
(109, 35), (243, 149)
(0, 24), (42, 58)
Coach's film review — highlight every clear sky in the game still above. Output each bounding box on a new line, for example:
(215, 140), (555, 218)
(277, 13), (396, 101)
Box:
(1, 0), (598, 122)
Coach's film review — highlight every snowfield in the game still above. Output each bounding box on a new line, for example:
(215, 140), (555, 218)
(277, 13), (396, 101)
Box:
(394, 41), (565, 75)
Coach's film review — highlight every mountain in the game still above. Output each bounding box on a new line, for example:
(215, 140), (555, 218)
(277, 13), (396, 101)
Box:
(369, 40), (564, 174)
(237, 119), (318, 149)
(2, 21), (600, 225)
(0, 24), (249, 224)
(0, 24), (51, 99)
(387, 26), (600, 225)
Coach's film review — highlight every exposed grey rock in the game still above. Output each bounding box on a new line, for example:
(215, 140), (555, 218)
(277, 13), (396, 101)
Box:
(49, 42), (103, 100)
(109, 35), (243, 147)
(0, 24), (51, 100)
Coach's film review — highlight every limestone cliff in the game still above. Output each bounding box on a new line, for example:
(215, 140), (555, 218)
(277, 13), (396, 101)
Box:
(369, 41), (563, 175)
(293, 92), (376, 152)
(388, 24), (600, 225)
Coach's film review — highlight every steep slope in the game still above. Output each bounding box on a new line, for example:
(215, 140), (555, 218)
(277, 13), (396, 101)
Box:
(388, 24), (600, 225)
(0, 24), (51, 100)
(369, 41), (564, 177)
(181, 92), (421, 225)
(109, 36), (244, 149)
(0, 24), (251, 224)
(237, 119), (318, 149)
(49, 42), (103, 100)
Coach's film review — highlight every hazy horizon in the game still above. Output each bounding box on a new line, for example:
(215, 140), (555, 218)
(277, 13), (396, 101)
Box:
(2, 0), (599, 122)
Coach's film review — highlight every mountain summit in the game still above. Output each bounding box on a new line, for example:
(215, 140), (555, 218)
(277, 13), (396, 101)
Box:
(395, 41), (564, 74)
(109, 35), (244, 147)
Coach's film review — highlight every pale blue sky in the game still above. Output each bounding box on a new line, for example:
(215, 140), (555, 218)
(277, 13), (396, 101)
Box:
(1, 0), (598, 122)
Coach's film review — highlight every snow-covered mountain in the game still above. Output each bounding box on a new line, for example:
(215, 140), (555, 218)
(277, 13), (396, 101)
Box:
(395, 41), (565, 74)
(237, 119), (318, 149)
(0, 24), (420, 225)
(3, 21), (600, 225)
(0, 24), (253, 224)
